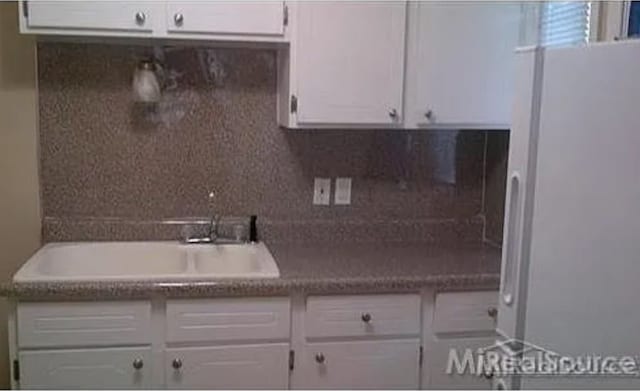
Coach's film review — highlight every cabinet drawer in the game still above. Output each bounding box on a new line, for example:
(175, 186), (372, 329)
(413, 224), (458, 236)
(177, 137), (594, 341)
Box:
(17, 301), (151, 348)
(432, 291), (498, 335)
(305, 294), (421, 339)
(166, 344), (289, 389)
(297, 339), (420, 389)
(19, 347), (152, 389)
(166, 297), (290, 343)
(26, 1), (155, 32)
(166, 2), (284, 36)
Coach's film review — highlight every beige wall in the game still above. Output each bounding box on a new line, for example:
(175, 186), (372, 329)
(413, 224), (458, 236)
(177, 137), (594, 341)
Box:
(0, 1), (40, 388)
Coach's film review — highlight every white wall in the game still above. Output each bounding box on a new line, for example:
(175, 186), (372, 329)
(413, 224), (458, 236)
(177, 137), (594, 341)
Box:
(0, 1), (40, 388)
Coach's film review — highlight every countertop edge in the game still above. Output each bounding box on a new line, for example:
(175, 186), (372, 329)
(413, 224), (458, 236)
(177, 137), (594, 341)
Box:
(0, 273), (500, 300)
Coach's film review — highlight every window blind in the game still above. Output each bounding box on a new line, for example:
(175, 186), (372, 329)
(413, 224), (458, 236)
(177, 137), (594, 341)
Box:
(540, 1), (591, 47)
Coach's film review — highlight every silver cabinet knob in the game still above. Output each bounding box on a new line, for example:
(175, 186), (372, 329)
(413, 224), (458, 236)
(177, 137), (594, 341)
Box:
(135, 12), (146, 25)
(315, 353), (325, 364)
(424, 109), (433, 120)
(361, 313), (372, 323)
(133, 358), (144, 370)
(174, 13), (184, 26)
(388, 108), (398, 119)
(487, 307), (498, 319)
(172, 358), (183, 369)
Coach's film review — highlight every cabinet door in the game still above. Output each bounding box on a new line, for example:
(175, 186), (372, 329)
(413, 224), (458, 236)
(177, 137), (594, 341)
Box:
(166, 2), (284, 36)
(19, 347), (152, 389)
(406, 2), (521, 129)
(296, 339), (420, 389)
(166, 344), (289, 389)
(427, 337), (495, 390)
(24, 1), (155, 33)
(294, 2), (406, 125)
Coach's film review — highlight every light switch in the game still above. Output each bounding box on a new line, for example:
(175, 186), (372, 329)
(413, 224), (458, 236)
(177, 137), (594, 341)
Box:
(334, 177), (352, 205)
(313, 178), (331, 205)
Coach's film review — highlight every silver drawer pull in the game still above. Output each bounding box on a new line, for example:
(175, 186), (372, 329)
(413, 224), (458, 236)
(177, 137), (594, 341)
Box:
(487, 306), (498, 319)
(174, 13), (184, 26)
(425, 109), (433, 120)
(135, 12), (146, 25)
(315, 353), (325, 364)
(132, 358), (143, 370)
(172, 358), (182, 369)
(361, 313), (372, 323)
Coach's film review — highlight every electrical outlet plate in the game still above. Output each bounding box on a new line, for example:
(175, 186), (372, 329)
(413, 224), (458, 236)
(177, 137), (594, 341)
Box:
(313, 178), (331, 205)
(334, 177), (352, 205)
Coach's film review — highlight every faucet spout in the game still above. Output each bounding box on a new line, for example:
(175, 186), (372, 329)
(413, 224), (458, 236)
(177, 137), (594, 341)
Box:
(208, 214), (219, 242)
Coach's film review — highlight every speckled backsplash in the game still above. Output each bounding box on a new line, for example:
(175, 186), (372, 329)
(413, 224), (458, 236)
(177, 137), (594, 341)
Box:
(37, 42), (507, 244)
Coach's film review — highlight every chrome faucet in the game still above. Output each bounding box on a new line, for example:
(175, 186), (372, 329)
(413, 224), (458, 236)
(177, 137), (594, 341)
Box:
(181, 191), (250, 245)
(182, 191), (219, 244)
(182, 217), (218, 244)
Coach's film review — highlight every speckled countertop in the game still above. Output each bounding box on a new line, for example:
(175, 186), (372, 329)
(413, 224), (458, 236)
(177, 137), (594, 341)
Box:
(0, 242), (501, 300)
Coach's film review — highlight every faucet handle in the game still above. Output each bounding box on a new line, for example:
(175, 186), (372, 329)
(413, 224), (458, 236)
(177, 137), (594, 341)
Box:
(207, 190), (215, 211)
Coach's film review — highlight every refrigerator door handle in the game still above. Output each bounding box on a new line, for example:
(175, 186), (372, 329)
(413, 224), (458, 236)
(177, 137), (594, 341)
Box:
(501, 172), (522, 306)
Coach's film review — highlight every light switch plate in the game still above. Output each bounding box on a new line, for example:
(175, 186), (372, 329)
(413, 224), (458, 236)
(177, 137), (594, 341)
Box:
(334, 177), (352, 205)
(313, 178), (331, 205)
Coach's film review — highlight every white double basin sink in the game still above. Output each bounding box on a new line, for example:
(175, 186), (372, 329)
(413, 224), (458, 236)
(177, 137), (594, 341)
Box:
(13, 241), (280, 282)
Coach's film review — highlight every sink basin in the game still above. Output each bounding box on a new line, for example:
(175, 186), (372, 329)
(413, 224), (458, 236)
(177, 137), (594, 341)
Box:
(14, 242), (189, 282)
(193, 243), (279, 278)
(13, 241), (280, 282)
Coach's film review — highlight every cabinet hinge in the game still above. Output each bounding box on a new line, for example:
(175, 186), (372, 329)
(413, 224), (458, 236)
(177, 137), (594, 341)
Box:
(22, 1), (28, 18)
(290, 95), (297, 113)
(419, 346), (423, 367)
(289, 350), (295, 371)
(283, 5), (288, 26)
(12, 359), (19, 382)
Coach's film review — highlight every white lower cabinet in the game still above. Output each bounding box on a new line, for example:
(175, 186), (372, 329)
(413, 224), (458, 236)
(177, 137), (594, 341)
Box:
(19, 347), (152, 389)
(165, 344), (289, 389)
(11, 291), (499, 389)
(427, 337), (495, 390)
(298, 340), (420, 389)
(294, 294), (421, 389)
(423, 291), (499, 390)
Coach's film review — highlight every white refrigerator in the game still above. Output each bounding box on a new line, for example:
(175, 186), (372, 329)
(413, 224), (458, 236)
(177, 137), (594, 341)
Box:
(495, 40), (640, 389)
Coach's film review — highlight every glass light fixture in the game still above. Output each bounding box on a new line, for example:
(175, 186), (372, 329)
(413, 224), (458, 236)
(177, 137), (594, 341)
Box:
(132, 59), (162, 103)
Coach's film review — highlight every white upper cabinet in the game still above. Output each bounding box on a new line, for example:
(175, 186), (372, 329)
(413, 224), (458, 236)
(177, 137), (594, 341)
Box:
(278, 2), (407, 128)
(165, 2), (285, 39)
(21, 1), (523, 130)
(21, 1), (159, 36)
(405, 2), (521, 129)
(19, 1), (287, 42)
